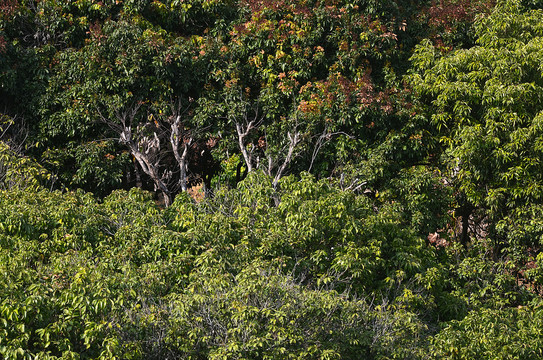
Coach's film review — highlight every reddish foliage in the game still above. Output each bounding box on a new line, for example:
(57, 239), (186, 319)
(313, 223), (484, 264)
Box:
(427, 0), (469, 30)
(297, 68), (388, 117)
(257, 136), (267, 149)
(242, 0), (312, 18)
(424, 0), (496, 33)
(355, 69), (375, 108)
(0, 0), (18, 19)
(0, 0), (17, 54)
(87, 22), (107, 44)
(0, 35), (6, 53)
(428, 232), (449, 248)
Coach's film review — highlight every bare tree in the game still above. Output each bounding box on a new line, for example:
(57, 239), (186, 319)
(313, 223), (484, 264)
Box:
(308, 127), (353, 174)
(98, 99), (213, 206)
(269, 129), (301, 189)
(234, 108), (302, 190)
(0, 113), (29, 154)
(226, 92), (305, 189)
(101, 103), (173, 206)
(232, 103), (264, 173)
(169, 103), (194, 193)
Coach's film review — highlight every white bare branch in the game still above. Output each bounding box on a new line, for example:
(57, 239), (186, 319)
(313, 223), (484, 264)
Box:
(272, 130), (301, 189)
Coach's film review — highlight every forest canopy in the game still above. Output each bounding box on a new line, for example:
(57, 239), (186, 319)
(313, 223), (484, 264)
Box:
(2, 0), (543, 358)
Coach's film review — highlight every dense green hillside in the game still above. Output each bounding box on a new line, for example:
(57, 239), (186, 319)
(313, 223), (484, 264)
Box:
(2, 0), (543, 358)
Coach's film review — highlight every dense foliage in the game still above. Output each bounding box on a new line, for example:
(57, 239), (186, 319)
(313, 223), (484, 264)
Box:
(2, 0), (543, 358)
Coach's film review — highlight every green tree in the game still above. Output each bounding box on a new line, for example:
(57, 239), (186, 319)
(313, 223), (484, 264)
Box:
(410, 0), (543, 259)
(431, 306), (543, 359)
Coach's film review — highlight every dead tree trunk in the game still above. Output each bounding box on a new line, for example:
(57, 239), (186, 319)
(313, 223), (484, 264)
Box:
(121, 126), (172, 207)
(169, 114), (192, 193)
(236, 120), (256, 173)
(272, 131), (300, 189)
(101, 104), (173, 207)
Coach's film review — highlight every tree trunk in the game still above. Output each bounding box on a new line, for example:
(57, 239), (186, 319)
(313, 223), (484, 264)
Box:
(121, 126), (172, 207)
(170, 115), (192, 193)
(236, 121), (255, 173)
(272, 131), (300, 189)
(130, 146), (172, 207)
(458, 201), (473, 247)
